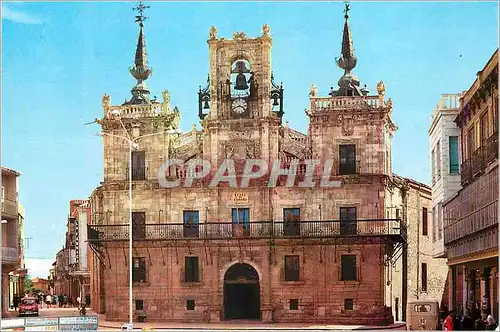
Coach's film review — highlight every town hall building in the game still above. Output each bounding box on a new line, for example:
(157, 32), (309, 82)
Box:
(87, 3), (442, 325)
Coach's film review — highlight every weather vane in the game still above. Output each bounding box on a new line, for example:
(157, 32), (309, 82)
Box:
(133, 0), (150, 27)
(344, 1), (350, 19)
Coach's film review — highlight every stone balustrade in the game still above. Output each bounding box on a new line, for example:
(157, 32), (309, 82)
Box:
(106, 103), (162, 119)
(311, 95), (382, 112)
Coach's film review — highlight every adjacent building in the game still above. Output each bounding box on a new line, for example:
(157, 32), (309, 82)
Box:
(31, 278), (50, 293)
(53, 200), (90, 302)
(88, 4), (409, 324)
(1, 167), (26, 316)
(385, 177), (448, 322)
(443, 50), (498, 319)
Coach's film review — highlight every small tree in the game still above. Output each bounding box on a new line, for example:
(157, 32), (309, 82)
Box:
(25, 274), (33, 294)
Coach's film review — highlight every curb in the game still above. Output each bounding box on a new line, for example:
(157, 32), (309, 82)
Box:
(97, 323), (407, 330)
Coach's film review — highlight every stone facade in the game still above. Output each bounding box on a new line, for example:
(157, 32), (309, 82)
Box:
(384, 177), (449, 321)
(88, 6), (408, 325)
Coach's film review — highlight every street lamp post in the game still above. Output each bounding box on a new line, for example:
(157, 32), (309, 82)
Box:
(100, 110), (180, 325)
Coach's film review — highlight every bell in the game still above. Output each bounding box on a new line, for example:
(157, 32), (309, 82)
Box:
(272, 96), (279, 106)
(234, 73), (249, 90)
(203, 100), (210, 109)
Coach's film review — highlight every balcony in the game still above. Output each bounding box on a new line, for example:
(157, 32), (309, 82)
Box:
(88, 219), (405, 243)
(1, 198), (18, 219)
(68, 264), (89, 276)
(471, 146), (486, 176)
(2, 246), (19, 265)
(461, 159), (472, 186)
(486, 131), (499, 164)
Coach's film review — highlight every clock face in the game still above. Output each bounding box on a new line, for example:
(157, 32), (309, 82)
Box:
(232, 98), (247, 114)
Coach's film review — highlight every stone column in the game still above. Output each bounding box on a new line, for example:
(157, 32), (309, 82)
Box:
(462, 265), (468, 315)
(2, 271), (9, 316)
(481, 267), (491, 315)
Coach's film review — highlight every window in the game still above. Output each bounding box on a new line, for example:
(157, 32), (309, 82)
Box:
(183, 211), (199, 238)
(186, 300), (195, 310)
(436, 140), (441, 177)
(431, 148), (436, 181)
(284, 255), (300, 281)
(341, 255), (357, 281)
(339, 144), (356, 175)
(184, 257), (199, 282)
(131, 151), (146, 180)
(132, 257), (146, 283)
(421, 263), (428, 292)
(396, 208), (400, 220)
(438, 203), (443, 240)
(449, 136), (459, 174)
(344, 298), (354, 310)
(232, 208), (249, 236)
(422, 207), (428, 236)
(340, 207), (357, 235)
(432, 207), (436, 242)
(468, 127), (475, 156)
(283, 208), (300, 237)
(289, 299), (299, 310)
(135, 300), (143, 311)
(481, 112), (489, 143)
(132, 212), (146, 240)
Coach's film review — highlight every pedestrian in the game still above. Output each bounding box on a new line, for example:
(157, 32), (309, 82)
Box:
(486, 311), (497, 330)
(13, 294), (19, 312)
(77, 296), (81, 309)
(444, 310), (454, 331)
(45, 294), (52, 308)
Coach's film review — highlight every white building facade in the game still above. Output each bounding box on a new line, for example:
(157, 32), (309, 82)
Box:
(428, 94), (462, 258)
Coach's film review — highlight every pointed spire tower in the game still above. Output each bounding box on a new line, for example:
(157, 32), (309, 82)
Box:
(125, 1), (153, 105)
(335, 3), (367, 97)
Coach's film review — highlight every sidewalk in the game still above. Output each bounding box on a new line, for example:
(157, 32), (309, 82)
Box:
(97, 314), (407, 330)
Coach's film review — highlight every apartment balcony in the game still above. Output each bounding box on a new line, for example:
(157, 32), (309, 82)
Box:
(68, 264), (89, 277)
(2, 246), (19, 265)
(471, 146), (486, 176)
(486, 131), (499, 164)
(461, 159), (472, 186)
(88, 219), (405, 244)
(1, 198), (18, 219)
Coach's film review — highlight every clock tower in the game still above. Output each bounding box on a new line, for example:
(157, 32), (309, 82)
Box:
(198, 25), (284, 169)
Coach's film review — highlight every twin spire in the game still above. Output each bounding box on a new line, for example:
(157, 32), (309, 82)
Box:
(123, 2), (364, 103)
(335, 3), (366, 97)
(125, 1), (153, 105)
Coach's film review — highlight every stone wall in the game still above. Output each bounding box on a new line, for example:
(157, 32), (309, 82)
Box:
(98, 242), (388, 324)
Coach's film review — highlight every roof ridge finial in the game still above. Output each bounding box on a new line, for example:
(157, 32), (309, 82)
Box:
(126, 0), (153, 106)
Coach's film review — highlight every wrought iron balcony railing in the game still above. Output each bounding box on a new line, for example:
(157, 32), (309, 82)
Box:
(486, 131), (499, 164)
(88, 219), (404, 243)
(471, 146), (485, 176)
(461, 159), (472, 186)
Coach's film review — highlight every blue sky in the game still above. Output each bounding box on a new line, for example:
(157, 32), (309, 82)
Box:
(2, 1), (498, 277)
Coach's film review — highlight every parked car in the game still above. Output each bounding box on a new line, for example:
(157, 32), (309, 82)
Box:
(18, 296), (39, 316)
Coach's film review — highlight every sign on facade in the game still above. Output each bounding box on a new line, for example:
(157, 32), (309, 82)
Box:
(233, 192), (248, 205)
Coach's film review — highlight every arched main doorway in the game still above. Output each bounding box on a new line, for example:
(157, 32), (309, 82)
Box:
(223, 263), (260, 320)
